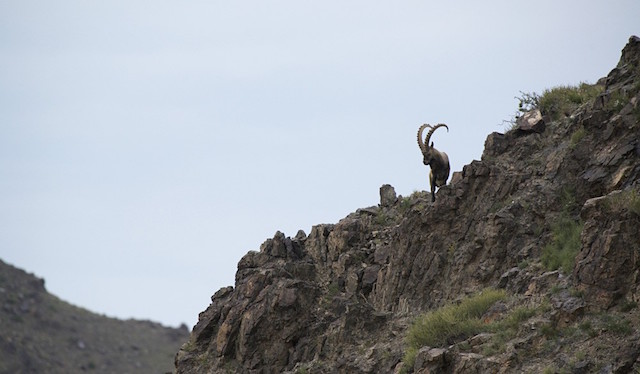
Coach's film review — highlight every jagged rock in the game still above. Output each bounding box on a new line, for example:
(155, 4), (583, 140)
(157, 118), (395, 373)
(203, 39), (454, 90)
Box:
(361, 265), (380, 294)
(482, 301), (508, 323)
(449, 170), (463, 185)
(468, 333), (495, 351)
(380, 184), (398, 207)
(499, 266), (536, 294)
(550, 290), (586, 328)
(374, 245), (391, 264)
(454, 352), (501, 373)
(525, 271), (564, 296)
(483, 132), (509, 158)
(295, 229), (307, 241)
(414, 347), (447, 373)
(260, 230), (289, 258)
(498, 267), (520, 289)
(574, 190), (640, 308)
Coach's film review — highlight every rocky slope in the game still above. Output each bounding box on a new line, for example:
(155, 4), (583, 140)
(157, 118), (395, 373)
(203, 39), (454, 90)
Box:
(0, 259), (189, 374)
(175, 36), (640, 373)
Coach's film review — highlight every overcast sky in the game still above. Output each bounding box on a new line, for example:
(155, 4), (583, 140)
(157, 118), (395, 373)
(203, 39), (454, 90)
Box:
(1, 1), (638, 328)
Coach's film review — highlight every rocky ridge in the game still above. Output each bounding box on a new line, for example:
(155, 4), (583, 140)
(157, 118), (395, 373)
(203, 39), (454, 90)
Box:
(176, 36), (640, 373)
(0, 259), (189, 374)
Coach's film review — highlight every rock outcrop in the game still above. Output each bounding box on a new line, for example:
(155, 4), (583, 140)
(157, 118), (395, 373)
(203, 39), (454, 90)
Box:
(176, 36), (640, 373)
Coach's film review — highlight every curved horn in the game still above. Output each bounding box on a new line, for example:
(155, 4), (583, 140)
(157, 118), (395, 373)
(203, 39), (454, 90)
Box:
(417, 124), (431, 153)
(425, 123), (449, 147)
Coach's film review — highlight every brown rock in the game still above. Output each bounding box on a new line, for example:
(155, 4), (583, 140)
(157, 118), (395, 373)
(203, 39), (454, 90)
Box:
(380, 184), (398, 207)
(414, 347), (447, 373)
(574, 190), (640, 308)
(516, 109), (546, 133)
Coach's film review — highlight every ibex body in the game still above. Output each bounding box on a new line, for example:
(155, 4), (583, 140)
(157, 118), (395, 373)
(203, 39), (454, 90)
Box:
(417, 123), (450, 202)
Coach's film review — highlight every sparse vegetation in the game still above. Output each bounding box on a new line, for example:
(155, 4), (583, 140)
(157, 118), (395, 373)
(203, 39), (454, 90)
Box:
(578, 320), (597, 338)
(559, 186), (578, 213)
(538, 83), (603, 121)
(541, 214), (582, 274)
(601, 314), (633, 336)
(569, 127), (586, 149)
(327, 282), (341, 298)
(602, 188), (640, 215)
(407, 289), (506, 346)
(541, 187), (583, 274)
(620, 299), (638, 312)
(540, 322), (559, 339)
(502, 91), (541, 131)
(603, 79), (640, 113)
(402, 289), (546, 371)
(504, 83), (603, 129)
(402, 289), (507, 370)
(517, 259), (530, 269)
(481, 305), (539, 356)
(516, 91), (541, 113)
(374, 210), (390, 225)
(399, 196), (413, 213)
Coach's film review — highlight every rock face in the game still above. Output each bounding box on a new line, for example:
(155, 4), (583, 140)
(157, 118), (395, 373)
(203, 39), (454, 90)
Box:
(574, 190), (640, 308)
(176, 36), (640, 373)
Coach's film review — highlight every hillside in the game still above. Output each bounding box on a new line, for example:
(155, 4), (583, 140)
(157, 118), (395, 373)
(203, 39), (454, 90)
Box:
(0, 259), (189, 373)
(175, 36), (640, 373)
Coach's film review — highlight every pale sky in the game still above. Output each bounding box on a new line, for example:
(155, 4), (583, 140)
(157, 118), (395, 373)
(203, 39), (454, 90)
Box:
(1, 1), (638, 328)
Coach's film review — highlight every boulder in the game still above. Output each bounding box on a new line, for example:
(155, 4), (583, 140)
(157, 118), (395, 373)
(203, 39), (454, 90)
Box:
(380, 184), (398, 207)
(516, 109), (546, 134)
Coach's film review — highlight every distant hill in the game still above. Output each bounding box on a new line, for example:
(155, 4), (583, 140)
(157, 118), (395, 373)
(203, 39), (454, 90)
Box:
(175, 36), (640, 373)
(0, 259), (188, 374)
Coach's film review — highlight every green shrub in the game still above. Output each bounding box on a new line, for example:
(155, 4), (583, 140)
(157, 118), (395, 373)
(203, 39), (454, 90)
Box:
(398, 197), (413, 213)
(559, 186), (578, 213)
(503, 91), (541, 131)
(403, 289), (506, 369)
(400, 347), (418, 374)
(542, 215), (583, 274)
(620, 299), (638, 312)
(602, 315), (633, 336)
(374, 211), (390, 226)
(401, 289), (553, 371)
(605, 90), (630, 112)
(604, 189), (640, 215)
(516, 91), (540, 113)
(538, 83), (603, 121)
(496, 306), (538, 330)
(578, 320), (594, 335)
(569, 127), (586, 149)
(540, 323), (559, 339)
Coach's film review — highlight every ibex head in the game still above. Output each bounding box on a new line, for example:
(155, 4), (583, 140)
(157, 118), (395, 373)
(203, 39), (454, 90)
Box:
(417, 123), (450, 202)
(417, 123), (448, 165)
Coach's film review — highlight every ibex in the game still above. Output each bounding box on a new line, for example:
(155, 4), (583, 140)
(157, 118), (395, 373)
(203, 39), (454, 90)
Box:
(417, 123), (450, 202)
